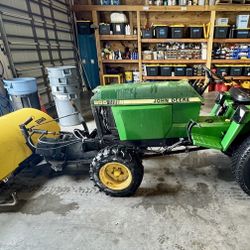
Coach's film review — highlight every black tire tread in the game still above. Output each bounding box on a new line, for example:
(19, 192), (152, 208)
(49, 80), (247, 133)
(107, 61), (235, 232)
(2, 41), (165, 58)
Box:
(233, 137), (250, 195)
(89, 145), (144, 197)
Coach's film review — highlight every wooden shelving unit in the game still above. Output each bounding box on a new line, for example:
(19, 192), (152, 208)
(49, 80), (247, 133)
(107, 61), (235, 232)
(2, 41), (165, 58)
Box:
(142, 59), (206, 64)
(143, 76), (205, 80)
(74, 4), (250, 84)
(212, 59), (250, 64)
(73, 5), (250, 12)
(100, 35), (138, 40)
(213, 38), (250, 43)
(224, 76), (250, 80)
(142, 38), (208, 43)
(102, 59), (139, 63)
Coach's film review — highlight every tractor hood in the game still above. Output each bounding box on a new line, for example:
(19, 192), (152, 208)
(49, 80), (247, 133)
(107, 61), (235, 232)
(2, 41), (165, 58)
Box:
(91, 80), (203, 106)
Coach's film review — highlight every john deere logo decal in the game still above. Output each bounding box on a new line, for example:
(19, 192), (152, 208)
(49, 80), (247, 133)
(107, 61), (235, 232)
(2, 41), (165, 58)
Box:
(93, 97), (200, 105)
(154, 97), (190, 103)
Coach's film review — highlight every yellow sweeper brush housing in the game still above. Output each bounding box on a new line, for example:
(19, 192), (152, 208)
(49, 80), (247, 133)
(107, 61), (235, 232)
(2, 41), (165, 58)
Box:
(0, 108), (60, 181)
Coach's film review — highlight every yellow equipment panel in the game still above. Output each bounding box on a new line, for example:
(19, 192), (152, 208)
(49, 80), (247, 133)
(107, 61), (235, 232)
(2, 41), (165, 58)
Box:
(0, 108), (60, 181)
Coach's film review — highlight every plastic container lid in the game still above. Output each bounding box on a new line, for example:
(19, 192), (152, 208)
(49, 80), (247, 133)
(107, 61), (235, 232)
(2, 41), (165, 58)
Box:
(235, 28), (250, 30)
(215, 25), (230, 27)
(153, 24), (168, 27)
(188, 25), (204, 27)
(3, 77), (38, 95)
(170, 24), (185, 27)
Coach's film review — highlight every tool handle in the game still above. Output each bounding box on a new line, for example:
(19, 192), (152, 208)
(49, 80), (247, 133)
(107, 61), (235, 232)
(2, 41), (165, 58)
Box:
(22, 117), (33, 126)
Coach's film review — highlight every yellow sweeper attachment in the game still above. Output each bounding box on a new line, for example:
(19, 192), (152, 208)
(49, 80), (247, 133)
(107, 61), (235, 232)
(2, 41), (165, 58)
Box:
(0, 108), (60, 182)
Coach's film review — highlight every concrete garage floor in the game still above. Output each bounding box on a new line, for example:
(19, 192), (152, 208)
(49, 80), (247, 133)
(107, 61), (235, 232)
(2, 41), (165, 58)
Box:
(0, 92), (250, 250)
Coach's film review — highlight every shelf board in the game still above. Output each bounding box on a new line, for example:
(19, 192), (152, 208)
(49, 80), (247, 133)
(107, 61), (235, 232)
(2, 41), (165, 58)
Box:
(143, 76), (205, 80)
(142, 59), (206, 64)
(224, 76), (250, 80)
(142, 38), (207, 43)
(213, 39), (250, 43)
(212, 59), (250, 64)
(73, 5), (250, 12)
(100, 35), (138, 41)
(102, 59), (139, 63)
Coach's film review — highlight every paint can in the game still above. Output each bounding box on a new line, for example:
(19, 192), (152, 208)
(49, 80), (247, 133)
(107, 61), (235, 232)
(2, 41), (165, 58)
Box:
(125, 71), (133, 83)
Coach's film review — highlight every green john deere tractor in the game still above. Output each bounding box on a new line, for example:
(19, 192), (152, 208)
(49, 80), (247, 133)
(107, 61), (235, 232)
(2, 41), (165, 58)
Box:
(2, 68), (250, 201)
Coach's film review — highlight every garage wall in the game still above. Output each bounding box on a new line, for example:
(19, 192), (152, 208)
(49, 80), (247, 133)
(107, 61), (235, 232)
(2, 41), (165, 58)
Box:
(0, 0), (80, 107)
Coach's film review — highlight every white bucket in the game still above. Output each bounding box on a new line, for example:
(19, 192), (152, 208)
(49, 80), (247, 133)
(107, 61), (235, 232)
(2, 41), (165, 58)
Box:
(47, 66), (78, 78)
(54, 97), (82, 127)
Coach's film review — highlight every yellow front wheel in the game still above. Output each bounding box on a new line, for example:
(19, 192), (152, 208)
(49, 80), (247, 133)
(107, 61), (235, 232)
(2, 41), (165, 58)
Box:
(90, 146), (144, 197)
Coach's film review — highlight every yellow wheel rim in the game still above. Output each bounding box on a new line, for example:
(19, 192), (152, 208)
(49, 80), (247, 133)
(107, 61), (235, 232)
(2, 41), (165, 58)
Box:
(99, 162), (132, 190)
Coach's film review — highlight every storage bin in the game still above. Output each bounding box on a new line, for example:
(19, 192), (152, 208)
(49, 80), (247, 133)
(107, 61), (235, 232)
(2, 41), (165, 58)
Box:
(243, 66), (250, 76)
(174, 65), (186, 76)
(230, 66), (243, 76)
(234, 29), (250, 38)
(112, 23), (125, 35)
(154, 25), (169, 38)
(142, 28), (154, 38)
(146, 65), (159, 76)
(186, 67), (194, 76)
(10, 93), (41, 111)
(171, 25), (185, 38)
(3, 78), (41, 110)
(214, 26), (230, 39)
(111, 0), (121, 4)
(3, 77), (37, 95)
(160, 65), (172, 76)
(215, 65), (230, 76)
(77, 21), (93, 34)
(96, 0), (111, 5)
(188, 25), (204, 38)
(99, 23), (111, 35)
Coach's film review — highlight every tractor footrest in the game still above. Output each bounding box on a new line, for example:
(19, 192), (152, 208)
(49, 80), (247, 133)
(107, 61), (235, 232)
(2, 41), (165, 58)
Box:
(191, 133), (222, 150)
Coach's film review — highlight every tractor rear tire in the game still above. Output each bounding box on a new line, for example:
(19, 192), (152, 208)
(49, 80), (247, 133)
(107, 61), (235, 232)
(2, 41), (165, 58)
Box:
(233, 137), (250, 195)
(90, 146), (144, 197)
(231, 145), (241, 179)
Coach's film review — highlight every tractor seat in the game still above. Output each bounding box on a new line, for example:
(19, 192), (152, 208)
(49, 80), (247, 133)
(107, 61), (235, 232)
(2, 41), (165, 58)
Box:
(229, 88), (250, 104)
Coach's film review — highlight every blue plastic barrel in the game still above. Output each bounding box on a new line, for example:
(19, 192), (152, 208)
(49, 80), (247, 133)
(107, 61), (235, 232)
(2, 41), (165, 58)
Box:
(3, 78), (38, 95)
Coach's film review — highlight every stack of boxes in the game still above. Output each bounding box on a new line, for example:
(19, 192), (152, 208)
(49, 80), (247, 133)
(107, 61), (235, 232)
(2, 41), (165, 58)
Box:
(214, 15), (250, 38)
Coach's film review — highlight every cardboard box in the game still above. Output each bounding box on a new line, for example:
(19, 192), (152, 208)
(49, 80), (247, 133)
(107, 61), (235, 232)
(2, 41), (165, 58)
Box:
(236, 15), (249, 29)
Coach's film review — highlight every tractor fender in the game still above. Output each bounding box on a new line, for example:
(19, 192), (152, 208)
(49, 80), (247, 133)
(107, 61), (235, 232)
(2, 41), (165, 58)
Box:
(221, 105), (250, 152)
